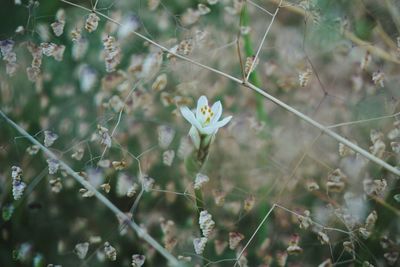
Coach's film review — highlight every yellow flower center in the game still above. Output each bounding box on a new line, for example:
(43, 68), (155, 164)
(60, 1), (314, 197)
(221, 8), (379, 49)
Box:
(200, 105), (214, 125)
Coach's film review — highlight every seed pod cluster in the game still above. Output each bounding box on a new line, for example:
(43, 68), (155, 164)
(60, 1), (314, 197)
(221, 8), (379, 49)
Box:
(51, 9), (66, 36)
(103, 35), (121, 72)
(11, 166), (26, 200)
(85, 13), (100, 33)
(199, 210), (215, 238)
(0, 39), (18, 76)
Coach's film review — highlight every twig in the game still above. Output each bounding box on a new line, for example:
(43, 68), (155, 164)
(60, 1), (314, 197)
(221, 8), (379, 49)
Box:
(0, 110), (183, 267)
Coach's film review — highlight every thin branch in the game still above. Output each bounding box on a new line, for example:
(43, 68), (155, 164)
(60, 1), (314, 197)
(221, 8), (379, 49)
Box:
(0, 110), (183, 267)
(327, 112), (400, 129)
(248, 0), (275, 17)
(234, 204), (276, 266)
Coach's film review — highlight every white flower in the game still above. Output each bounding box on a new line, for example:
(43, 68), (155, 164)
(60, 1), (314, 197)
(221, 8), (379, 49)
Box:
(180, 95), (232, 149)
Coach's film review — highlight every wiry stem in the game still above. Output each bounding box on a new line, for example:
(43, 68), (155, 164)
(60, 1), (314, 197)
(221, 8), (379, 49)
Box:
(59, 0), (400, 177)
(0, 110), (183, 267)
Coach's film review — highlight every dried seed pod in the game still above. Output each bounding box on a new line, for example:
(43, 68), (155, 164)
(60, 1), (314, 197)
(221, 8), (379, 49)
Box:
(380, 236), (394, 249)
(104, 242), (116, 261)
(177, 136), (193, 158)
(213, 190), (226, 206)
(390, 142), (400, 153)
(79, 188), (95, 198)
(47, 159), (60, 175)
(326, 169), (346, 193)
(11, 166), (23, 179)
(44, 130), (58, 147)
(102, 35), (121, 72)
(72, 37), (88, 60)
(41, 42), (57, 56)
(74, 242), (89, 259)
(194, 173), (209, 190)
(229, 232), (244, 250)
(306, 181), (319, 191)
(26, 145), (40, 155)
(197, 4), (211, 15)
(240, 26), (251, 35)
(160, 218), (177, 251)
(0, 39), (18, 76)
(100, 183), (111, 193)
(51, 21), (65, 36)
(118, 13), (140, 39)
(199, 210), (215, 238)
(384, 251), (399, 265)
(298, 210), (313, 229)
(244, 55), (259, 77)
(243, 195), (255, 212)
(97, 159), (111, 168)
(158, 125), (175, 149)
(27, 66), (40, 81)
(71, 27), (81, 41)
(12, 179), (26, 200)
(127, 183), (139, 197)
(193, 237), (207, 255)
(365, 210), (377, 231)
(49, 178), (62, 193)
(358, 227), (371, 239)
(360, 51), (371, 70)
(131, 254), (145, 267)
(343, 241), (354, 254)
(363, 178), (387, 197)
(369, 129), (386, 158)
(339, 143), (355, 157)
(97, 125), (112, 148)
(71, 147), (84, 160)
(181, 8), (200, 26)
(112, 160), (127, 170)
(317, 231), (330, 245)
(372, 71), (385, 87)
(85, 13), (100, 33)
(286, 234), (303, 255)
(152, 73), (168, 91)
(141, 52), (163, 80)
(299, 68), (312, 87)
(141, 175), (155, 192)
(162, 150), (175, 166)
(178, 255), (191, 262)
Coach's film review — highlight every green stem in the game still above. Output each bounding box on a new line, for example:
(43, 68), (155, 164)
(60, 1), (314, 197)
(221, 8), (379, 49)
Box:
(195, 188), (204, 212)
(241, 5), (268, 122)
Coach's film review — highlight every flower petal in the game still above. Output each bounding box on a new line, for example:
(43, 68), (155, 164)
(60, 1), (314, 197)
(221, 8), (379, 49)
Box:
(210, 101), (222, 124)
(189, 126), (201, 149)
(214, 116), (232, 128)
(180, 106), (202, 129)
(200, 125), (218, 135)
(196, 95), (208, 119)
